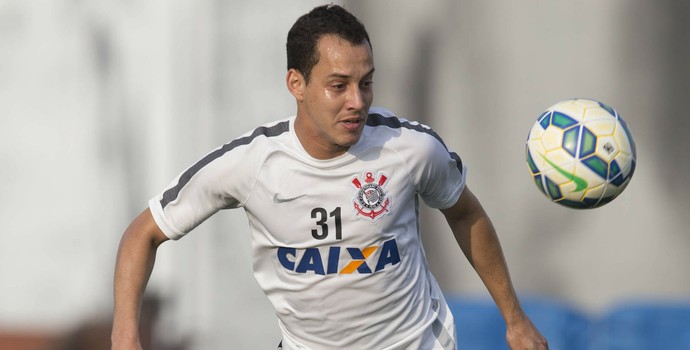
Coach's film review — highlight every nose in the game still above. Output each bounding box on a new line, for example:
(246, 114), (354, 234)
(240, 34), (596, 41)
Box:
(346, 85), (365, 111)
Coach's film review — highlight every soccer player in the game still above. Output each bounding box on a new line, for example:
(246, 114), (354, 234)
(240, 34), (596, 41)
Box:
(111, 4), (548, 350)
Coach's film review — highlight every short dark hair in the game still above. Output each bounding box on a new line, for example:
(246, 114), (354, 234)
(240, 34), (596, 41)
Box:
(287, 4), (371, 83)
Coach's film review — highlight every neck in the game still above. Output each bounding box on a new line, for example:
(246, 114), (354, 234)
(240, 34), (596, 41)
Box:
(293, 116), (348, 160)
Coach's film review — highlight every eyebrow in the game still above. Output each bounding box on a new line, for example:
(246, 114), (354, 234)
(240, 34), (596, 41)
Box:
(328, 67), (376, 79)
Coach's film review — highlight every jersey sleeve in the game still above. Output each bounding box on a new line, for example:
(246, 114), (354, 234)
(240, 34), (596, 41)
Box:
(149, 148), (248, 240)
(149, 135), (269, 240)
(409, 125), (467, 209)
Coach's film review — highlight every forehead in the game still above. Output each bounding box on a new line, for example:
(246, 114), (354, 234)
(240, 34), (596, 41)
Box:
(313, 34), (374, 72)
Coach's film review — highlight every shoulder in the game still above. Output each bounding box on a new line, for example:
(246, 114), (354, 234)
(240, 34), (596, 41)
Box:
(230, 117), (292, 149)
(171, 117), (292, 189)
(365, 107), (450, 151)
(364, 107), (464, 177)
(203, 117), (292, 165)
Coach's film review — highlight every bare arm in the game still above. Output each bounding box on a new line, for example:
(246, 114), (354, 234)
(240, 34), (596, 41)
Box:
(440, 186), (548, 350)
(111, 208), (169, 349)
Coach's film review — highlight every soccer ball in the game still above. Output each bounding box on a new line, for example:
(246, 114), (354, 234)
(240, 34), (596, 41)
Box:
(525, 98), (637, 209)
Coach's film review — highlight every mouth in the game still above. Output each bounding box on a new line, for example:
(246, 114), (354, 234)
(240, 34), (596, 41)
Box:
(340, 116), (364, 130)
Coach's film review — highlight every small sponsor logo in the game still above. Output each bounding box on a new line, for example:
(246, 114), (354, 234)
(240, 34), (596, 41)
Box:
(273, 193), (307, 203)
(540, 153), (588, 192)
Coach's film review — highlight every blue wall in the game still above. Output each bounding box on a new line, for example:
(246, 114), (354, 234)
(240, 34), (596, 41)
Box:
(448, 296), (690, 350)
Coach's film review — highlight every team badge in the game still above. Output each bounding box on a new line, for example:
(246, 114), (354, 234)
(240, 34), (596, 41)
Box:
(351, 171), (391, 222)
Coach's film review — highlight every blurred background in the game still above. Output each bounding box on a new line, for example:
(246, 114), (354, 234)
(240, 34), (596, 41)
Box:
(1, 0), (689, 349)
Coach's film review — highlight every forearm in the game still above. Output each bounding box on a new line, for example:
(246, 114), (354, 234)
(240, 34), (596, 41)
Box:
(442, 188), (526, 326)
(112, 209), (167, 346)
(442, 188), (548, 349)
(451, 213), (526, 325)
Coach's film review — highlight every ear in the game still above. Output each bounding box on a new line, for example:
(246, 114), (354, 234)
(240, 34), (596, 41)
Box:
(286, 68), (306, 102)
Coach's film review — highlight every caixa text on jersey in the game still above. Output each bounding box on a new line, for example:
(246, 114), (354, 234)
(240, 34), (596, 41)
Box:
(277, 238), (401, 275)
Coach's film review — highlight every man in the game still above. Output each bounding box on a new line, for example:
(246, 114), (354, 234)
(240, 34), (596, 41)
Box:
(111, 4), (548, 350)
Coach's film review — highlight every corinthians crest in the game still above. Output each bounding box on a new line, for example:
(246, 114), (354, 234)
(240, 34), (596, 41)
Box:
(351, 171), (391, 222)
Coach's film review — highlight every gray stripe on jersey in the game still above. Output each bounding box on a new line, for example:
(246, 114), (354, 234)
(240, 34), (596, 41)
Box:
(366, 113), (464, 174)
(160, 121), (290, 209)
(432, 318), (455, 349)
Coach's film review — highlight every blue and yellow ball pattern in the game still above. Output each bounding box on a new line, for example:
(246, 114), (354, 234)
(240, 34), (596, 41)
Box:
(526, 98), (636, 209)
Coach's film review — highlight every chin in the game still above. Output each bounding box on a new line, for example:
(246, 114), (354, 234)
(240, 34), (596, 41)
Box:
(341, 136), (362, 147)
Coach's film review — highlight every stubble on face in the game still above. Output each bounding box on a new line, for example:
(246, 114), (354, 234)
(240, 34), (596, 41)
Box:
(292, 35), (375, 160)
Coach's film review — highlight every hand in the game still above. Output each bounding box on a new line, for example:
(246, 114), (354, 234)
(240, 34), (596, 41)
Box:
(505, 317), (549, 350)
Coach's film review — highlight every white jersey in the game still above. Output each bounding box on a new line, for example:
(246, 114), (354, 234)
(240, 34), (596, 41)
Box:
(149, 107), (467, 349)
